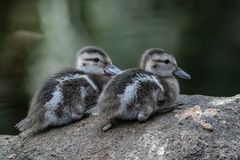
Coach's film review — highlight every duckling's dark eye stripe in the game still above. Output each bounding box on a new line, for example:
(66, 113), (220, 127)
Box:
(83, 58), (94, 61)
(154, 60), (169, 63)
(83, 58), (98, 61)
(83, 58), (103, 63)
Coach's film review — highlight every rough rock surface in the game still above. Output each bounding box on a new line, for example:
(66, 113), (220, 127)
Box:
(0, 94), (240, 160)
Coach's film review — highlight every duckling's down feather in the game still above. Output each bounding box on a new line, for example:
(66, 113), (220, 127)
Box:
(96, 69), (166, 120)
(16, 69), (110, 132)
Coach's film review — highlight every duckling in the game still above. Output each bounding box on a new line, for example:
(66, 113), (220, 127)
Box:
(16, 46), (121, 133)
(96, 48), (191, 131)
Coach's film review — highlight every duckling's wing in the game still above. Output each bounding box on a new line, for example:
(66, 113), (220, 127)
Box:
(94, 69), (145, 117)
(16, 69), (79, 131)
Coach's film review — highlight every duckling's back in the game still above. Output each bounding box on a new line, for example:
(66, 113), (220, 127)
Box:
(97, 69), (167, 120)
(16, 69), (110, 132)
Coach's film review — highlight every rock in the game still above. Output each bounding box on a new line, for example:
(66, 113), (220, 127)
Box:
(7, 154), (16, 159)
(199, 121), (213, 131)
(0, 94), (240, 160)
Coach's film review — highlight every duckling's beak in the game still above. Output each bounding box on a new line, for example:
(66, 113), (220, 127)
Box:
(104, 65), (122, 75)
(174, 67), (191, 79)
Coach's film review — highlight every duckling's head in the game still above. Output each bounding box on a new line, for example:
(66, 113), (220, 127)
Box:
(140, 48), (191, 79)
(75, 46), (121, 75)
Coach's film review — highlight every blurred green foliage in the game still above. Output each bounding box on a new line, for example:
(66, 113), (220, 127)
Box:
(0, 0), (240, 134)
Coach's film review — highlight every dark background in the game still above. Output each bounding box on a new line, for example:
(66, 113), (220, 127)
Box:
(0, 0), (240, 135)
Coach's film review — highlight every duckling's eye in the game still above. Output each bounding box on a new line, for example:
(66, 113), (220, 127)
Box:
(93, 58), (100, 63)
(152, 64), (158, 69)
(165, 60), (170, 64)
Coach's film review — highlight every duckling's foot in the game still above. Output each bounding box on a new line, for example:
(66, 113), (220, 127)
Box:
(137, 112), (148, 122)
(102, 118), (118, 131)
(102, 123), (112, 131)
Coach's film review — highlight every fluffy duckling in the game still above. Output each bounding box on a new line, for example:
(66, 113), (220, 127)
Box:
(96, 48), (191, 131)
(16, 46), (121, 133)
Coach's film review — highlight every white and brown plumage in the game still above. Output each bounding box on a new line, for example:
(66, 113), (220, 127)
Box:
(95, 48), (191, 131)
(16, 46), (121, 133)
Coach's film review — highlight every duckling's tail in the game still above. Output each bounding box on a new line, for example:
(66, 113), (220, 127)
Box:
(15, 117), (34, 132)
